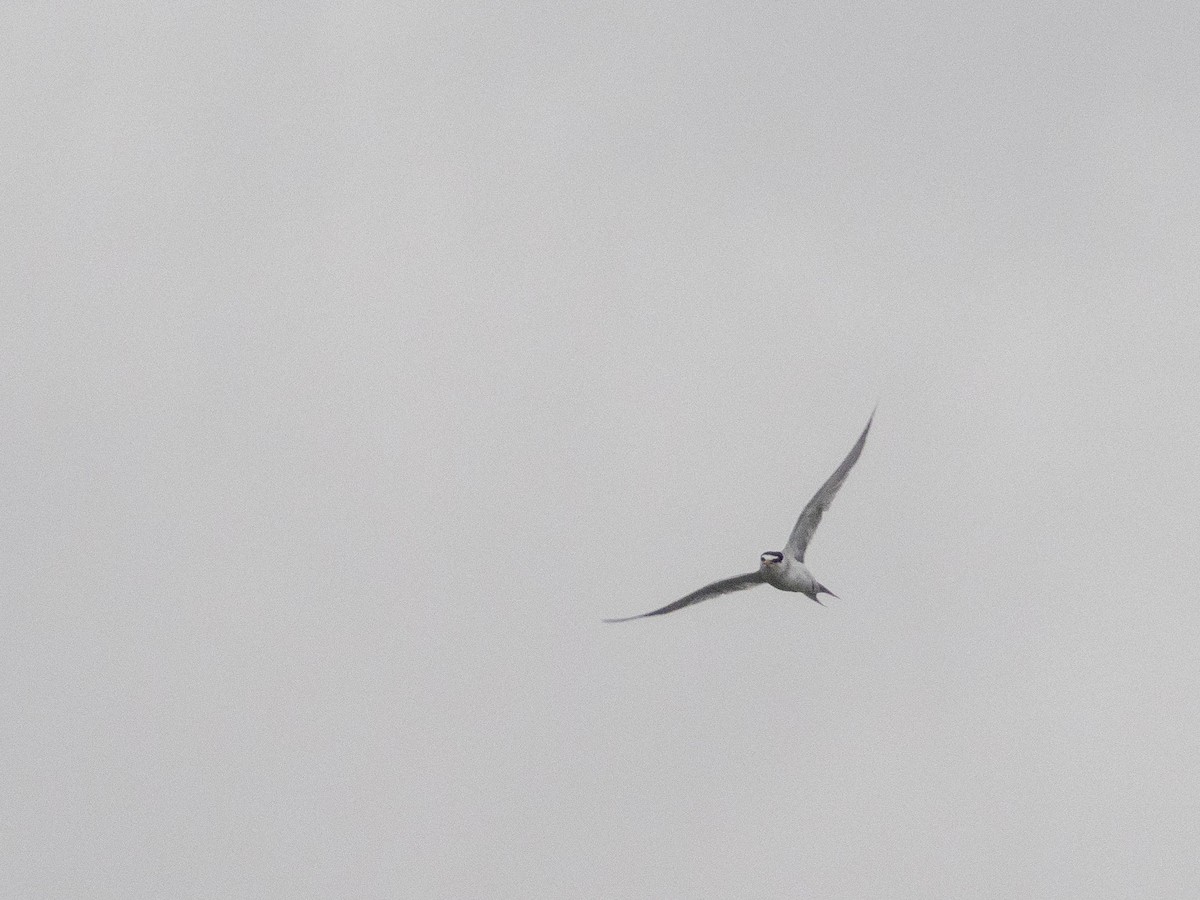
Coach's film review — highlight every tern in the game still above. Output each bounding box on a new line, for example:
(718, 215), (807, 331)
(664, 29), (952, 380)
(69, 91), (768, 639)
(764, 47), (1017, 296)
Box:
(604, 410), (874, 622)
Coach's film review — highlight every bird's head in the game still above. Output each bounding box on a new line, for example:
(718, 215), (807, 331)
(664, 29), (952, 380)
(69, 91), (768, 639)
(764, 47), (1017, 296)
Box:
(760, 551), (784, 569)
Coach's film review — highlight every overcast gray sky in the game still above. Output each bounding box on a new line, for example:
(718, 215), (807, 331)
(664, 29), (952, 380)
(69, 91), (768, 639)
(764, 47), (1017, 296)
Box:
(4, 2), (1200, 897)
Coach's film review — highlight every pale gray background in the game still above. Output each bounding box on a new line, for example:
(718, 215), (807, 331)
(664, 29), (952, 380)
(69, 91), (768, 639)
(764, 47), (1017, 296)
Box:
(4, 2), (1199, 897)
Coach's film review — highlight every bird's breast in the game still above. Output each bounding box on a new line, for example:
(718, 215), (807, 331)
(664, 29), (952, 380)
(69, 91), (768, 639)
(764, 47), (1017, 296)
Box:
(764, 559), (816, 594)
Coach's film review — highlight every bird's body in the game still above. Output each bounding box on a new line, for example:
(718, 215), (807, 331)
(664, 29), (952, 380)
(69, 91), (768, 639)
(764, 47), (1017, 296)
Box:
(604, 409), (873, 622)
(760, 554), (819, 597)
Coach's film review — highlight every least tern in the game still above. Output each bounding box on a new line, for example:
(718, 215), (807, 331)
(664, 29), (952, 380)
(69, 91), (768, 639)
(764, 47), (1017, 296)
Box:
(605, 410), (874, 622)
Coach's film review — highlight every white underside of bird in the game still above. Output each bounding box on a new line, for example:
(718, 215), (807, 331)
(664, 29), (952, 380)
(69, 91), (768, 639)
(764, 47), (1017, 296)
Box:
(761, 555), (822, 597)
(604, 409), (873, 622)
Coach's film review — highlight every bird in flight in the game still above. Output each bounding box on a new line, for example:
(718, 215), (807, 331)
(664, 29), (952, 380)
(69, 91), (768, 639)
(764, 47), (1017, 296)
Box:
(604, 410), (874, 622)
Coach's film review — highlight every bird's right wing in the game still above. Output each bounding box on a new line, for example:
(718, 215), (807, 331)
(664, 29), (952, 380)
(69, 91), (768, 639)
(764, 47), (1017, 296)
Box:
(604, 571), (765, 622)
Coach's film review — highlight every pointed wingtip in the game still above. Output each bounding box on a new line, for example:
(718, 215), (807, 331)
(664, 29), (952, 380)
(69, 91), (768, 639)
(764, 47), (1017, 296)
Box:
(858, 404), (876, 442)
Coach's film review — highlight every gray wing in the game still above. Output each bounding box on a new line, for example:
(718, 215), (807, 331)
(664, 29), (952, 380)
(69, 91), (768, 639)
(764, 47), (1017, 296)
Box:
(604, 571), (765, 622)
(783, 409), (874, 562)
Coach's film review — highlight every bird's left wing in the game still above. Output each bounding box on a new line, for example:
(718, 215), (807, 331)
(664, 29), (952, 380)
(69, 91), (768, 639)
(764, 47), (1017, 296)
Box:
(604, 571), (765, 622)
(783, 409), (874, 562)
